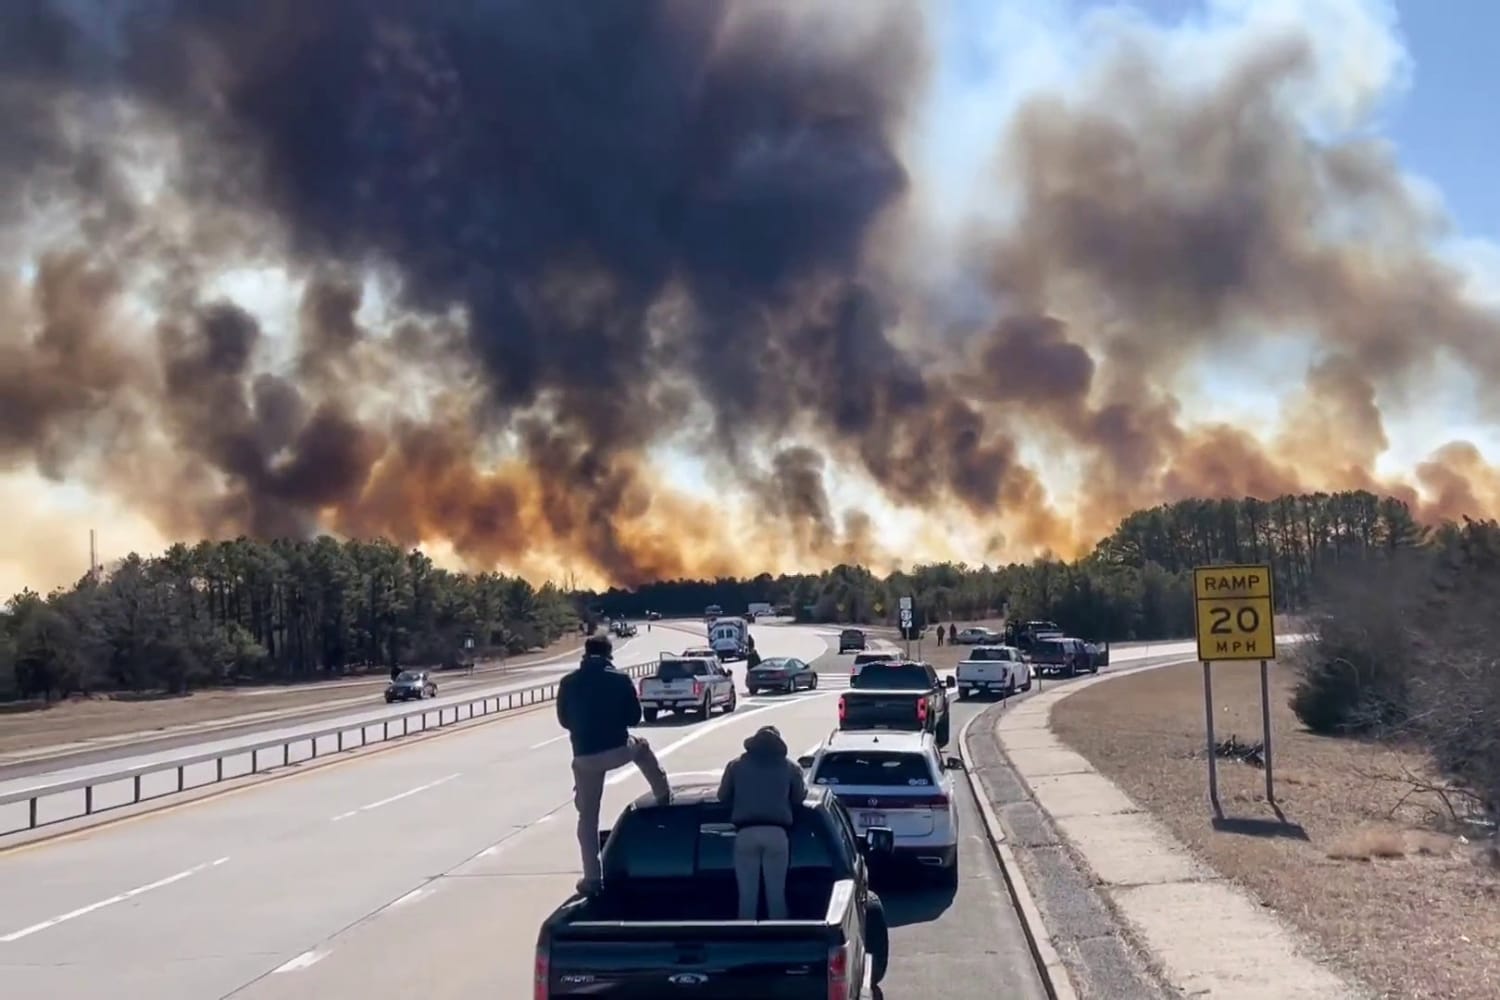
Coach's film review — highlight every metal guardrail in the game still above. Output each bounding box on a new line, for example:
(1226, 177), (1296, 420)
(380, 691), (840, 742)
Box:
(0, 662), (658, 838)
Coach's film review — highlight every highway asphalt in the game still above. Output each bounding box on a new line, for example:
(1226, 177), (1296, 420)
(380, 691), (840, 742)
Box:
(0, 620), (1051, 1000)
(0, 622), (711, 833)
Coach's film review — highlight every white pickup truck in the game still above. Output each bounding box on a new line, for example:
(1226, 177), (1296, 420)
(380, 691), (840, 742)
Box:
(637, 655), (738, 722)
(955, 644), (1030, 700)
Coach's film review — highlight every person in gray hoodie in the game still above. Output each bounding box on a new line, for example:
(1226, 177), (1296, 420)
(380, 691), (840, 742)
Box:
(717, 725), (807, 920)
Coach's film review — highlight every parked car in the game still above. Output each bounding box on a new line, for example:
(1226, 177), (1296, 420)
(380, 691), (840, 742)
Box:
(838, 660), (955, 746)
(800, 729), (963, 887)
(535, 782), (892, 996)
(838, 627), (867, 653)
(950, 626), (999, 646)
(746, 656), (820, 695)
(1029, 636), (1110, 678)
(610, 619), (637, 638)
(638, 656), (738, 722)
(955, 644), (1029, 699)
(385, 670), (437, 702)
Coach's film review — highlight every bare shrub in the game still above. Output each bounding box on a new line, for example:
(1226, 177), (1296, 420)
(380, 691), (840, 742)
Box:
(1290, 553), (1427, 736)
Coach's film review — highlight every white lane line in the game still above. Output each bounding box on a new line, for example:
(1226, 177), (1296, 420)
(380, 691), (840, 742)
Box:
(530, 734), (568, 750)
(331, 773), (462, 821)
(606, 693), (838, 789)
(1, 856), (230, 943)
(389, 885), (429, 910)
(272, 948), (328, 973)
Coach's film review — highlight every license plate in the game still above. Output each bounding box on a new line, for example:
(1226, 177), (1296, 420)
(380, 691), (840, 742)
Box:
(856, 811), (886, 828)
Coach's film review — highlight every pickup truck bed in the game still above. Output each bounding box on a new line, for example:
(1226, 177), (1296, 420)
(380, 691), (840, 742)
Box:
(537, 785), (886, 999)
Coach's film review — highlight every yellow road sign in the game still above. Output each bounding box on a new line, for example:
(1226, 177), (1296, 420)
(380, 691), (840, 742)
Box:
(1192, 564), (1276, 661)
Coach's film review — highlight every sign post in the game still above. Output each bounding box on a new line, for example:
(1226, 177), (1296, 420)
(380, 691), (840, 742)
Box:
(1192, 563), (1278, 816)
(899, 596), (914, 658)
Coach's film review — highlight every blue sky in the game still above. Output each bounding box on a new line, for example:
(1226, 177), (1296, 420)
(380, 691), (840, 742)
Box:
(945, 0), (1500, 241)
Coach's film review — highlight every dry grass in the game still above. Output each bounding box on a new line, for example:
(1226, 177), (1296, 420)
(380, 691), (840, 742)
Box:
(1052, 660), (1500, 1000)
(0, 634), (582, 757)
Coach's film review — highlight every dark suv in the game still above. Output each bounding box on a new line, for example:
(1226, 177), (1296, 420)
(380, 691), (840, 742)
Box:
(838, 628), (867, 653)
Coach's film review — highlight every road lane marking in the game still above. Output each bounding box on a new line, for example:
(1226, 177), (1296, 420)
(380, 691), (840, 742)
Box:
(389, 885), (429, 909)
(331, 773), (461, 821)
(272, 948), (328, 973)
(1, 856), (229, 942)
(607, 693), (838, 789)
(530, 734), (568, 750)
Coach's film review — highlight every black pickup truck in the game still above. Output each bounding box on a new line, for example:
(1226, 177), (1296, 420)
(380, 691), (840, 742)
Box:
(535, 783), (891, 998)
(1028, 636), (1110, 678)
(837, 660), (955, 746)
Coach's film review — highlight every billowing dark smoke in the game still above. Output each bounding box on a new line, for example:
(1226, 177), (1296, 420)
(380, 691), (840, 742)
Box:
(2, 2), (1499, 589)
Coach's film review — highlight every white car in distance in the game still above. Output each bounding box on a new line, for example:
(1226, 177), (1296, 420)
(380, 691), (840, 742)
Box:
(955, 643), (1030, 700)
(848, 649), (900, 681)
(798, 729), (962, 887)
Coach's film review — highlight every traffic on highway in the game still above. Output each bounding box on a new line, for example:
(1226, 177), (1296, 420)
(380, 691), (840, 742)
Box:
(0, 614), (1179, 999)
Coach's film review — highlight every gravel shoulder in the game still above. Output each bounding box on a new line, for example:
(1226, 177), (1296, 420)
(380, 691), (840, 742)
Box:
(964, 690), (1174, 999)
(1052, 659), (1500, 1000)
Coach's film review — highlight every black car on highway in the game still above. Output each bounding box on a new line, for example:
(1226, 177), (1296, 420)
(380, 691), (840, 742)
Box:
(536, 782), (892, 998)
(384, 669), (437, 703)
(838, 628), (867, 653)
(745, 656), (820, 695)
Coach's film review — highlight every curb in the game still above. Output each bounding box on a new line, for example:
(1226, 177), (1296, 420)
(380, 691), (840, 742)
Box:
(958, 709), (1078, 1000)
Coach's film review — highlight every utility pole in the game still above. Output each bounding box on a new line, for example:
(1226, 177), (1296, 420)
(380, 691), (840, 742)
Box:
(89, 528), (98, 581)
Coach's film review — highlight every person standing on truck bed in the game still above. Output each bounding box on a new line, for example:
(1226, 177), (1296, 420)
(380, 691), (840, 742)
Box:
(557, 634), (672, 895)
(716, 725), (807, 920)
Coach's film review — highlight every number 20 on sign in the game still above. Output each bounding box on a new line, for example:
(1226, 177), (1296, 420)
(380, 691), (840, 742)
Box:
(1192, 564), (1276, 661)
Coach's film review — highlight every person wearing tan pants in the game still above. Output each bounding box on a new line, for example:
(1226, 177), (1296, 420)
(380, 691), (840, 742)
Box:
(557, 635), (671, 894)
(718, 725), (807, 920)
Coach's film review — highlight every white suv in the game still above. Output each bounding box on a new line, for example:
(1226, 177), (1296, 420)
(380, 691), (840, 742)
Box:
(798, 729), (961, 886)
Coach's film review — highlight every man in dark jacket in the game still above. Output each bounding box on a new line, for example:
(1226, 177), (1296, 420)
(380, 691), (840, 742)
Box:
(717, 725), (807, 920)
(557, 635), (671, 894)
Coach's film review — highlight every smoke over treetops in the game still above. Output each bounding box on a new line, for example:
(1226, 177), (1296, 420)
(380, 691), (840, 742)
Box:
(2, 0), (1497, 590)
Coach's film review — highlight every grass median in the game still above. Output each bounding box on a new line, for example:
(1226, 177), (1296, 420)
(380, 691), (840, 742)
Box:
(0, 634), (583, 759)
(1051, 659), (1500, 1000)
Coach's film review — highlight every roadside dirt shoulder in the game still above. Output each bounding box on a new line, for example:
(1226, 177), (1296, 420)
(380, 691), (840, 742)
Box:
(1052, 660), (1500, 1000)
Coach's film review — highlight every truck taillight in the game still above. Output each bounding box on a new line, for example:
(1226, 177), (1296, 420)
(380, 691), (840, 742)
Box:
(827, 941), (850, 1000)
(692, 680), (704, 697)
(915, 697), (928, 723)
(534, 943), (550, 999)
(837, 695), (847, 722)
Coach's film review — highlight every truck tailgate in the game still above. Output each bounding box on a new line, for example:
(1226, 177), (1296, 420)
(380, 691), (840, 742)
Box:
(840, 690), (925, 730)
(957, 663), (1006, 681)
(641, 679), (697, 700)
(548, 924), (832, 998)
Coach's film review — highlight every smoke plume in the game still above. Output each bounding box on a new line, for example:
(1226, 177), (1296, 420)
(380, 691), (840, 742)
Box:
(1, 0), (1498, 589)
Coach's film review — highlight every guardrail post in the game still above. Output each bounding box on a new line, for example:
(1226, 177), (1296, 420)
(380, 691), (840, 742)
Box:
(284, 743), (290, 767)
(134, 774), (142, 804)
(177, 765), (185, 792)
(30, 797), (39, 829)
(402, 716), (409, 736)
(251, 748), (258, 774)
(361, 727), (367, 747)
(383, 720), (390, 741)
(337, 730), (344, 752)
(85, 785), (94, 816)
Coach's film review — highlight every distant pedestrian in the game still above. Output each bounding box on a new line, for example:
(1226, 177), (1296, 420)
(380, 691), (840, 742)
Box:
(936, 624), (946, 646)
(557, 634), (671, 895)
(718, 725), (806, 920)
